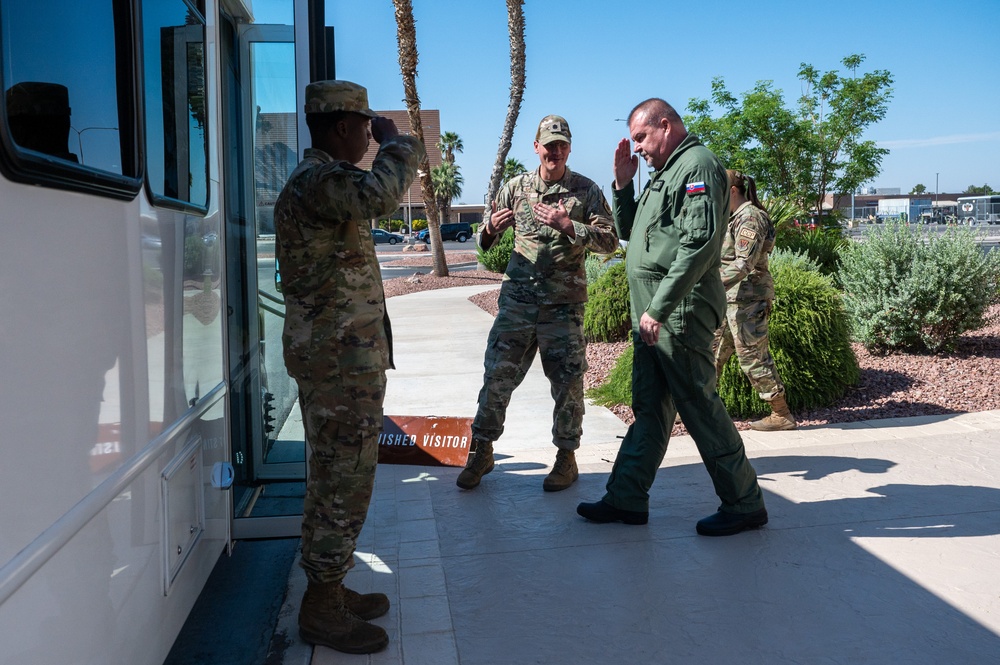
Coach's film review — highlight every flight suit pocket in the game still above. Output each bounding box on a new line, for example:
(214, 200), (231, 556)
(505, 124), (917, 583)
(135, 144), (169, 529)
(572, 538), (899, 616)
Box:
(678, 198), (713, 243)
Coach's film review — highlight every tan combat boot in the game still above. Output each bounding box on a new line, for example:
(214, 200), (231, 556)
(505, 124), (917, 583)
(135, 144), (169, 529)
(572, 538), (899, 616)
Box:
(543, 449), (579, 492)
(298, 581), (389, 654)
(456, 440), (494, 490)
(750, 394), (797, 431)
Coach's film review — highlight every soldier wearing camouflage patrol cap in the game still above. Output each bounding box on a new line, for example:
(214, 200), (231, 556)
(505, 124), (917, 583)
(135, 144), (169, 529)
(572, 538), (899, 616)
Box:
(713, 169), (796, 431)
(577, 98), (768, 537)
(273, 79), (424, 654)
(457, 114), (619, 492)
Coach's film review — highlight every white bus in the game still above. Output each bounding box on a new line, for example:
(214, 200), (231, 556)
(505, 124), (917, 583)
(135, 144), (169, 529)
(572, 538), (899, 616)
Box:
(0, 1), (325, 662)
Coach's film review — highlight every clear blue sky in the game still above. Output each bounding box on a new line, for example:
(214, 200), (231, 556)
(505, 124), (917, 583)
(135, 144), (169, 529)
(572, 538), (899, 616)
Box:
(324, 0), (999, 202)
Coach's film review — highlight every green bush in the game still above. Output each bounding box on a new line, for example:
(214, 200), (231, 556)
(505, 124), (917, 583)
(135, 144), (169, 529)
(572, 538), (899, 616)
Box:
(719, 249), (859, 416)
(839, 222), (1000, 353)
(587, 344), (633, 408)
(775, 227), (847, 276)
(411, 218), (428, 232)
(587, 249), (860, 417)
(584, 261), (632, 342)
(585, 252), (612, 285)
(477, 228), (514, 273)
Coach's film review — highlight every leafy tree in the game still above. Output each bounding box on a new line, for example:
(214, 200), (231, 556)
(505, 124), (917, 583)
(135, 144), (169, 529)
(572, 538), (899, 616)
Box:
(686, 54), (894, 222)
(393, 0), (447, 275)
(910, 184), (927, 194)
(502, 157), (527, 184)
(964, 184), (997, 195)
(431, 162), (463, 224)
(483, 0), (526, 222)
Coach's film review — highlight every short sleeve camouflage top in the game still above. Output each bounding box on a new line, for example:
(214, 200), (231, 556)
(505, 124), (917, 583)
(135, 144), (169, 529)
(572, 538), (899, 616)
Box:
(480, 168), (618, 305)
(274, 136), (424, 383)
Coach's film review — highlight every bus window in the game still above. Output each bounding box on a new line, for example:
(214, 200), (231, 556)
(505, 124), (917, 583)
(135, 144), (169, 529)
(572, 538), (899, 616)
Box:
(0, 0), (140, 194)
(142, 0), (209, 210)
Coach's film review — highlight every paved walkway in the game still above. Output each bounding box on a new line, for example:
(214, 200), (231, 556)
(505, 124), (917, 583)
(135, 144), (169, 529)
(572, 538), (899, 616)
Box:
(276, 285), (1000, 665)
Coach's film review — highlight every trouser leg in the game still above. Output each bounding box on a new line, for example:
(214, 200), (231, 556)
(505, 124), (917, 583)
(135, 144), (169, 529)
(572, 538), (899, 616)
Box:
(537, 303), (587, 450)
(666, 315), (765, 514)
(298, 373), (385, 584)
(602, 339), (672, 513)
(731, 299), (785, 401)
(471, 298), (538, 444)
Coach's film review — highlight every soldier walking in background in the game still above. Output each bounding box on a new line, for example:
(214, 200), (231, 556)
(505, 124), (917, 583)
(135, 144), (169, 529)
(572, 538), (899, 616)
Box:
(458, 115), (619, 492)
(713, 170), (796, 431)
(274, 80), (424, 654)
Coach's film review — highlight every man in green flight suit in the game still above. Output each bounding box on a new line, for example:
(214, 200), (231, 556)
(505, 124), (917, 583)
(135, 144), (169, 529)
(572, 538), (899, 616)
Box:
(457, 115), (619, 492)
(577, 98), (768, 536)
(274, 80), (424, 653)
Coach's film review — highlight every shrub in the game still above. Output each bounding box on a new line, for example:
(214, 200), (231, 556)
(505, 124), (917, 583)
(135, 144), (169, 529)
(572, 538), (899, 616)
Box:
(839, 222), (1000, 353)
(477, 228), (514, 273)
(585, 252), (612, 285)
(584, 261), (632, 342)
(411, 218), (428, 232)
(587, 344), (633, 408)
(586, 249), (860, 417)
(719, 249), (859, 416)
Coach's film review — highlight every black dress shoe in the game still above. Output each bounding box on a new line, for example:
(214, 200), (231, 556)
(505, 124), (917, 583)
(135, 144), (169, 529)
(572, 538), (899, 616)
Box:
(576, 499), (648, 525)
(696, 508), (768, 536)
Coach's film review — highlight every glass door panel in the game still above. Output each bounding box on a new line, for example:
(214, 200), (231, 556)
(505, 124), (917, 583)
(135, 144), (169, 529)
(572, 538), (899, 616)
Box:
(226, 19), (304, 539)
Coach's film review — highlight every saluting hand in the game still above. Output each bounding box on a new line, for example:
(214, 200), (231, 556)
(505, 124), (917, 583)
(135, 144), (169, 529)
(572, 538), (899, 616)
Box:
(613, 137), (638, 190)
(371, 116), (399, 144)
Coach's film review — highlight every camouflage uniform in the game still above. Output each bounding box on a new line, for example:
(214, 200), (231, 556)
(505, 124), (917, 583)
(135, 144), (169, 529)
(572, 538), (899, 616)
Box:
(712, 201), (786, 401)
(275, 127), (423, 584)
(473, 167), (619, 449)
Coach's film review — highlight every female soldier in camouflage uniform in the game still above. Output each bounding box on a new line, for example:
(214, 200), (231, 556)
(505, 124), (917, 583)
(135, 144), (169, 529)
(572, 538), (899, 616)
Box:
(713, 170), (796, 431)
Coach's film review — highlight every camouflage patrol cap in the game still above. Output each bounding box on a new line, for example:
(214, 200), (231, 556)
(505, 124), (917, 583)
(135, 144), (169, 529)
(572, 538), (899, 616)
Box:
(5, 82), (71, 117)
(535, 115), (571, 145)
(304, 80), (377, 117)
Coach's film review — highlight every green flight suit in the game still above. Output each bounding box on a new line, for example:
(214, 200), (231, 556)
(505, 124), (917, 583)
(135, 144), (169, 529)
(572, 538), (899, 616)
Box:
(603, 134), (765, 515)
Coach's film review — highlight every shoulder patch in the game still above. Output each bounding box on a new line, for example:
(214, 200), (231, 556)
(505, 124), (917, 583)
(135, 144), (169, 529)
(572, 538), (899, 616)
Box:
(685, 181), (706, 195)
(738, 227), (757, 240)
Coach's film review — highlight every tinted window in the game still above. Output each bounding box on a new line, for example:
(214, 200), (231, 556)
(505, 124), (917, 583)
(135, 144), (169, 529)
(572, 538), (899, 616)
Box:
(0, 0), (139, 193)
(143, 0), (209, 209)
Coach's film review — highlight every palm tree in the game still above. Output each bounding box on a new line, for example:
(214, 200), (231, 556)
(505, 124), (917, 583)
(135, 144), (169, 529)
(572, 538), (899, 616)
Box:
(483, 0), (526, 219)
(502, 157), (527, 184)
(392, 0), (448, 276)
(437, 131), (463, 166)
(432, 163), (464, 225)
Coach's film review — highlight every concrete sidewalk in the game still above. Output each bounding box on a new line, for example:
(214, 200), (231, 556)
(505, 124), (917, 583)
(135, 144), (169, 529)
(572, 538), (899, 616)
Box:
(276, 285), (1000, 665)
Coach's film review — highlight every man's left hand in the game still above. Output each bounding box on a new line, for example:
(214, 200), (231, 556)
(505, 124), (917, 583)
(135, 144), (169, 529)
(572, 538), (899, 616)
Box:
(532, 200), (575, 237)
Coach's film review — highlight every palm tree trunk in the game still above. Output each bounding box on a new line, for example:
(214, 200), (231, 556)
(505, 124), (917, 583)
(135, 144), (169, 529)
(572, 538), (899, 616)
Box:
(392, 0), (448, 277)
(483, 0), (526, 221)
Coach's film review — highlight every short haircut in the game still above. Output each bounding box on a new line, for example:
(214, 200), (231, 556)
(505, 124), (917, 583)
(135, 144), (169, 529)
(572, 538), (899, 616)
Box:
(627, 98), (681, 127)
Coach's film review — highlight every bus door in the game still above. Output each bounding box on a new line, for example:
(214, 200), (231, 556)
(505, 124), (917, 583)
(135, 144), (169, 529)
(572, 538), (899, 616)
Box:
(223, 15), (305, 539)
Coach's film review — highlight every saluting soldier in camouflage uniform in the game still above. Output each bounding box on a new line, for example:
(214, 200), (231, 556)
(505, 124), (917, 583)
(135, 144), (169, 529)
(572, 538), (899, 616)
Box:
(713, 170), (796, 431)
(457, 115), (619, 492)
(274, 80), (423, 655)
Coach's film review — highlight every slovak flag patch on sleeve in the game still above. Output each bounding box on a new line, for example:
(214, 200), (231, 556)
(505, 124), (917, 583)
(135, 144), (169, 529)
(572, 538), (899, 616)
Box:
(686, 181), (706, 195)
